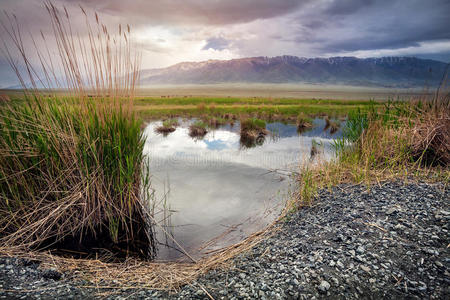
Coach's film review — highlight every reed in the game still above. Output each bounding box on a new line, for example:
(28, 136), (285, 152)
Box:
(295, 78), (449, 207)
(0, 1), (156, 258)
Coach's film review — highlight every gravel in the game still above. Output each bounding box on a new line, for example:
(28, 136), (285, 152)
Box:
(1, 181), (449, 299)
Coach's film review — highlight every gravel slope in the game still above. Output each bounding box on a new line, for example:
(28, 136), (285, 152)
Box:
(1, 181), (449, 299)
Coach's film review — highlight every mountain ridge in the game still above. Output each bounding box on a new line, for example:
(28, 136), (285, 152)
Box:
(140, 56), (448, 88)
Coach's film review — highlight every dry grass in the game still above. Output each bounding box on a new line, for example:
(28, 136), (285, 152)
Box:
(295, 79), (450, 207)
(0, 1), (155, 258)
(239, 117), (268, 147)
(410, 109), (449, 166)
(0, 94), (10, 102)
(0, 218), (280, 292)
(297, 113), (313, 132)
(0, 1), (140, 99)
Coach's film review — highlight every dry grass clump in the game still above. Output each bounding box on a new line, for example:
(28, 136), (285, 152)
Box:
(0, 1), (156, 258)
(295, 79), (449, 207)
(297, 113), (313, 129)
(324, 116), (340, 134)
(297, 113), (313, 134)
(410, 109), (449, 166)
(196, 102), (206, 111)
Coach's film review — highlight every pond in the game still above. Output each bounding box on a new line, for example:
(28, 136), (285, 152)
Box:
(142, 118), (344, 261)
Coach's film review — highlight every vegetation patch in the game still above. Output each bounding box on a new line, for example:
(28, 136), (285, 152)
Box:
(297, 113), (313, 133)
(295, 90), (449, 207)
(189, 121), (208, 138)
(155, 118), (179, 135)
(324, 116), (341, 134)
(136, 101), (380, 122)
(0, 2), (155, 259)
(240, 118), (268, 148)
(0, 94), (10, 103)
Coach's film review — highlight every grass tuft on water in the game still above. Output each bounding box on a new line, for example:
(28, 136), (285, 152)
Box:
(240, 118), (268, 148)
(189, 121), (208, 138)
(155, 118), (179, 135)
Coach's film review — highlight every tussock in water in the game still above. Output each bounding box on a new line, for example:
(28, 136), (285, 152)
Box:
(188, 121), (208, 138)
(240, 118), (268, 148)
(155, 119), (179, 136)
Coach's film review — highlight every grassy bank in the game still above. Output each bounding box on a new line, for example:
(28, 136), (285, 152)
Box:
(295, 92), (449, 207)
(0, 97), (155, 257)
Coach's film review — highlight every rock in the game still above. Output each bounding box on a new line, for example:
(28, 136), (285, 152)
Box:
(386, 207), (397, 215)
(318, 280), (330, 293)
(360, 265), (370, 273)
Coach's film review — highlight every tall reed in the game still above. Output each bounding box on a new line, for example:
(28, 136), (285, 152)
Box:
(296, 76), (449, 207)
(0, 1), (156, 258)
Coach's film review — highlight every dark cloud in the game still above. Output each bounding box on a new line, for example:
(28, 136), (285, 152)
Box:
(65, 0), (307, 26)
(1, 0), (449, 88)
(0, 58), (19, 88)
(202, 37), (230, 51)
(323, 0), (378, 15)
(292, 0), (450, 53)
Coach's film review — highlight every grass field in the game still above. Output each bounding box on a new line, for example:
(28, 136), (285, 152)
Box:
(0, 90), (383, 121)
(134, 96), (380, 120)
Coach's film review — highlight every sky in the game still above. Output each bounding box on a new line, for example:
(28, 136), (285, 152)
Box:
(1, 0), (450, 88)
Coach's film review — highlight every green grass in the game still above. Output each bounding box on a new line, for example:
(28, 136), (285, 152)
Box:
(191, 120), (208, 129)
(5, 94), (381, 121)
(188, 120), (208, 138)
(240, 118), (266, 131)
(137, 102), (374, 120)
(162, 118), (179, 128)
(0, 97), (154, 257)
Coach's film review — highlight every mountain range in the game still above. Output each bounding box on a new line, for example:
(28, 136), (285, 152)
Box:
(140, 56), (448, 88)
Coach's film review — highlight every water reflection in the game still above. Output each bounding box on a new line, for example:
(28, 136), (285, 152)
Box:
(143, 118), (342, 261)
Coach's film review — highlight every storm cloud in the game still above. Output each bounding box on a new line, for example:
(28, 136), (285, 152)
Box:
(0, 0), (449, 87)
(65, 0), (307, 26)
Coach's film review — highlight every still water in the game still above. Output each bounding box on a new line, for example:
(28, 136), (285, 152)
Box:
(142, 118), (343, 261)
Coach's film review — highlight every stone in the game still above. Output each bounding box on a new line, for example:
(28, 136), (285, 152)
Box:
(318, 281), (330, 293)
(360, 265), (370, 273)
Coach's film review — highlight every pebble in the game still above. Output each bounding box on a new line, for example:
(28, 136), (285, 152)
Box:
(318, 280), (330, 293)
